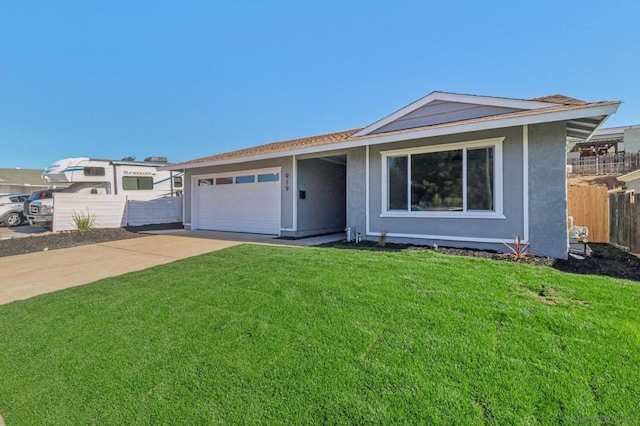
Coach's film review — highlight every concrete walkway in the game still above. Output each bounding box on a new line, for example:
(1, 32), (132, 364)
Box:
(141, 229), (344, 247)
(0, 231), (344, 305)
(0, 235), (242, 305)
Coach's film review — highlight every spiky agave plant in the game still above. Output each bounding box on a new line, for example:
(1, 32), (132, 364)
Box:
(503, 235), (529, 261)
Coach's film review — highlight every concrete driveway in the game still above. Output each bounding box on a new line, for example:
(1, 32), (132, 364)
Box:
(0, 224), (48, 239)
(0, 235), (242, 305)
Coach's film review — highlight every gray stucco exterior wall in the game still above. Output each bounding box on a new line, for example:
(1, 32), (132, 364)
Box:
(346, 147), (367, 236)
(363, 124), (569, 258)
(367, 127), (525, 244)
(527, 122), (568, 258)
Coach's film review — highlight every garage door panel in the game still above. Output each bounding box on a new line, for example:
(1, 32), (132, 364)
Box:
(194, 170), (281, 234)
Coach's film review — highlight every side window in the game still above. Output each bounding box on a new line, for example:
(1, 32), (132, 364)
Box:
(173, 176), (183, 188)
(84, 167), (106, 176)
(235, 175), (255, 184)
(122, 176), (154, 190)
(215, 177), (233, 185)
(257, 173), (280, 183)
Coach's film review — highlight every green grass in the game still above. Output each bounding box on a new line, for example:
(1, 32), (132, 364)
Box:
(0, 245), (638, 424)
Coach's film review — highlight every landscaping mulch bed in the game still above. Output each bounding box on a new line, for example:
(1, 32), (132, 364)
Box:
(319, 240), (640, 282)
(0, 228), (143, 258)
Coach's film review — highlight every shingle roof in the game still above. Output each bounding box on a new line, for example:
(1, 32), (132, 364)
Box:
(168, 93), (619, 169)
(529, 94), (587, 105)
(170, 128), (362, 168)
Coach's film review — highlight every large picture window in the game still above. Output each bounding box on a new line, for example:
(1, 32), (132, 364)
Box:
(383, 138), (502, 217)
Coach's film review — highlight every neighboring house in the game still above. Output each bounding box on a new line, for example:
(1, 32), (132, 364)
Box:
(619, 169), (640, 192)
(0, 168), (52, 194)
(165, 91), (620, 259)
(567, 124), (640, 175)
(568, 123), (640, 155)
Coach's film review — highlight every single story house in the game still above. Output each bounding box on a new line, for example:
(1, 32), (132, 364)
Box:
(0, 168), (52, 195)
(165, 91), (620, 259)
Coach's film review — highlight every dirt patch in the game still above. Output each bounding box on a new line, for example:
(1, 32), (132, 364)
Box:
(319, 241), (640, 282)
(568, 175), (623, 190)
(0, 228), (143, 258)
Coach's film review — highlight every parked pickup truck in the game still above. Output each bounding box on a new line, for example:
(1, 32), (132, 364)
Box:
(25, 189), (61, 230)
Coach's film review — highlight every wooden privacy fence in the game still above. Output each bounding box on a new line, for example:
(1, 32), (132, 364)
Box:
(609, 192), (640, 252)
(567, 186), (609, 243)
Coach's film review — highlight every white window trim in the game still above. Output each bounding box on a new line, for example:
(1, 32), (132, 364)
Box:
(380, 137), (504, 219)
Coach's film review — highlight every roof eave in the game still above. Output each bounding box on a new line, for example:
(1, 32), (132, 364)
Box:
(164, 102), (621, 171)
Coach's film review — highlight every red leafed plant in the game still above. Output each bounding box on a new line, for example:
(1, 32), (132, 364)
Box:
(503, 235), (529, 261)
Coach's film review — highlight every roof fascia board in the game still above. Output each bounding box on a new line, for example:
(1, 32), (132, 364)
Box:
(164, 102), (620, 171)
(352, 91), (561, 138)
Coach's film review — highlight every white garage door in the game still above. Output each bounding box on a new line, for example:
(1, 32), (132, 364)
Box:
(193, 168), (281, 234)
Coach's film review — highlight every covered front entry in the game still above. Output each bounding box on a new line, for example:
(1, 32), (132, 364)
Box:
(193, 168), (281, 234)
(294, 155), (346, 237)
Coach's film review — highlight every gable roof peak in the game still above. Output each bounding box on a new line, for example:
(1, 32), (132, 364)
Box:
(351, 90), (561, 138)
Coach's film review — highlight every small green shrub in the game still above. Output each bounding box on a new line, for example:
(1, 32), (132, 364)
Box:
(72, 210), (96, 232)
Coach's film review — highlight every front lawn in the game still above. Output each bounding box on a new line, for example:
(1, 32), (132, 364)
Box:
(0, 245), (638, 424)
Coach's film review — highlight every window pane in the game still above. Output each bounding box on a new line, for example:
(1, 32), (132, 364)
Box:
(138, 177), (153, 190)
(123, 176), (153, 190)
(84, 167), (105, 176)
(198, 178), (213, 186)
(257, 173), (279, 183)
(467, 147), (494, 211)
(411, 150), (463, 211)
(235, 175), (255, 184)
(388, 156), (408, 210)
(122, 176), (137, 190)
(215, 177), (233, 185)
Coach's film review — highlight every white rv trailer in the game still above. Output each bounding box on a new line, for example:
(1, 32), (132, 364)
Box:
(41, 156), (182, 197)
(28, 156), (183, 228)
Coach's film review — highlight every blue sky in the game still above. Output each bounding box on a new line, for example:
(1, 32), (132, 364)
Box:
(1, 1), (639, 169)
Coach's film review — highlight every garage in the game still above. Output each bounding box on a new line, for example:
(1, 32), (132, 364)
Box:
(193, 168), (281, 234)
